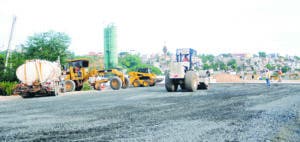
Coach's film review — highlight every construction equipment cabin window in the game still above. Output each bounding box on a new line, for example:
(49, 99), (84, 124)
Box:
(69, 60), (89, 68)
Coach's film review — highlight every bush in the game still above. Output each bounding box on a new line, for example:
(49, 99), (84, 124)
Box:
(82, 82), (92, 91)
(0, 82), (18, 96)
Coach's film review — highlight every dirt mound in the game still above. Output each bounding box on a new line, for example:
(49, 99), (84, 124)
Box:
(214, 73), (242, 83)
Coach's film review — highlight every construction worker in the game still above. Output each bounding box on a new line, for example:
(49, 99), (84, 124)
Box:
(278, 68), (283, 82)
(265, 69), (271, 88)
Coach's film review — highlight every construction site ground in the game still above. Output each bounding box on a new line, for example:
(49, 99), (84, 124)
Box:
(1, 83), (300, 141)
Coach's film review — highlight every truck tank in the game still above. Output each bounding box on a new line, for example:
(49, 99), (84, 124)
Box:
(16, 60), (61, 85)
(15, 59), (62, 98)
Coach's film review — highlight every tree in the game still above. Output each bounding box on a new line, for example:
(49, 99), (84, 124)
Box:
(119, 54), (162, 75)
(227, 59), (237, 71)
(221, 53), (232, 58)
(119, 54), (142, 69)
(258, 52), (266, 58)
(265, 63), (275, 70)
(0, 51), (25, 81)
(200, 54), (214, 64)
(281, 65), (291, 73)
(202, 63), (210, 70)
(21, 31), (71, 64)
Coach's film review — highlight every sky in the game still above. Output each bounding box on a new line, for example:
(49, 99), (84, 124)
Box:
(0, 0), (300, 56)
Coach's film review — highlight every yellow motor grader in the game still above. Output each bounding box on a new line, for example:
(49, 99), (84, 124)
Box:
(63, 59), (129, 92)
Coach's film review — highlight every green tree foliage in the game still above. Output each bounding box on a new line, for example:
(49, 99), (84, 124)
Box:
(0, 51), (26, 82)
(21, 31), (71, 64)
(119, 54), (162, 75)
(281, 65), (291, 73)
(227, 59), (238, 71)
(211, 60), (227, 71)
(221, 53), (232, 58)
(0, 81), (18, 96)
(200, 54), (214, 63)
(202, 63), (210, 70)
(258, 52), (266, 58)
(119, 54), (142, 69)
(265, 63), (275, 70)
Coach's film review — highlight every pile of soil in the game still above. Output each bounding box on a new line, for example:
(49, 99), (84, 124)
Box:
(214, 73), (242, 83)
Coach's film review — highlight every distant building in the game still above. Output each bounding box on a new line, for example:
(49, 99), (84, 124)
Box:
(231, 53), (252, 59)
(88, 51), (103, 56)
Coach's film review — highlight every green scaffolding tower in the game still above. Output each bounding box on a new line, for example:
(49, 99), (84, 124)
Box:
(104, 24), (118, 69)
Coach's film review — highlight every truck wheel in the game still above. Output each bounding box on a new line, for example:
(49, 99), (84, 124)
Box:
(122, 77), (130, 89)
(180, 84), (186, 90)
(198, 83), (208, 90)
(110, 77), (122, 90)
(133, 80), (140, 87)
(65, 80), (76, 92)
(184, 71), (198, 92)
(165, 74), (176, 92)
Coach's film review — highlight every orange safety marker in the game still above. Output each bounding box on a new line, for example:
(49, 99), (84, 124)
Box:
(100, 84), (105, 90)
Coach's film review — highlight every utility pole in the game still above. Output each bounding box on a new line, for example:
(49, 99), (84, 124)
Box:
(4, 16), (17, 72)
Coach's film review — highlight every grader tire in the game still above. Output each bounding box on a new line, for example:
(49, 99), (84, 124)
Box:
(184, 71), (198, 92)
(122, 77), (130, 89)
(75, 85), (83, 91)
(65, 80), (76, 92)
(110, 77), (122, 90)
(165, 74), (176, 92)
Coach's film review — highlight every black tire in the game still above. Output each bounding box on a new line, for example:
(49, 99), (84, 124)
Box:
(198, 83), (208, 90)
(65, 80), (76, 92)
(165, 73), (176, 92)
(174, 83), (178, 91)
(21, 92), (34, 98)
(132, 80), (140, 87)
(180, 84), (186, 90)
(143, 80), (150, 87)
(122, 77), (130, 89)
(75, 85), (83, 91)
(110, 77), (122, 90)
(184, 71), (198, 92)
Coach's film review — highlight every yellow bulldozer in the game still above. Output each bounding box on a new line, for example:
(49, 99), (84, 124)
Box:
(128, 68), (157, 87)
(63, 59), (129, 92)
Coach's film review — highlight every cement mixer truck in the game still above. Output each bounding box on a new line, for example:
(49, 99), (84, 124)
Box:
(14, 59), (63, 98)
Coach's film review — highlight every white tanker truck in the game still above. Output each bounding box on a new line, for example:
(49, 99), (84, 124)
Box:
(14, 59), (63, 98)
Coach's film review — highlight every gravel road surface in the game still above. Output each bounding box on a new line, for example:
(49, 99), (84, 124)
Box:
(0, 83), (300, 141)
